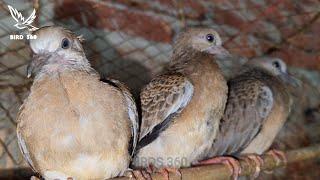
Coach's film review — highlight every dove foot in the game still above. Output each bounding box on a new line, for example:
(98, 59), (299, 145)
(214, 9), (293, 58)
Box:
(157, 167), (182, 180)
(125, 169), (152, 180)
(240, 154), (264, 179)
(195, 156), (241, 180)
(125, 166), (154, 180)
(267, 149), (287, 166)
(263, 149), (287, 174)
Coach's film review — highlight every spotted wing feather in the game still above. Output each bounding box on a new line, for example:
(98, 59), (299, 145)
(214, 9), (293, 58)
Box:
(138, 74), (194, 145)
(211, 78), (273, 156)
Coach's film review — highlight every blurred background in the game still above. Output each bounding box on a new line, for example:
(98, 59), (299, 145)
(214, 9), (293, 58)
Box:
(0, 0), (319, 179)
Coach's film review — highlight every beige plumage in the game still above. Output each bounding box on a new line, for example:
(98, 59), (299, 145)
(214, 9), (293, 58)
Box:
(16, 26), (138, 180)
(208, 57), (296, 157)
(132, 28), (229, 169)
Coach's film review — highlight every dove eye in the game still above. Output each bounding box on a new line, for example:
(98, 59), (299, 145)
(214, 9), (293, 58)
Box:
(61, 38), (70, 49)
(272, 61), (281, 69)
(206, 34), (215, 43)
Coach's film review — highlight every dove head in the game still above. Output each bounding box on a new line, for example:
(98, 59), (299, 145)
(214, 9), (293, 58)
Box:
(172, 28), (230, 60)
(28, 26), (89, 78)
(248, 57), (299, 87)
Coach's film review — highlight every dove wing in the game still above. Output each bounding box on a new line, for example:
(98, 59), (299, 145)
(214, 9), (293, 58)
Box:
(137, 74), (194, 150)
(100, 78), (139, 157)
(211, 78), (273, 156)
(16, 103), (37, 172)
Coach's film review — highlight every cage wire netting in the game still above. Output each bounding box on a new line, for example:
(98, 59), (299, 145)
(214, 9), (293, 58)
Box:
(0, 0), (320, 179)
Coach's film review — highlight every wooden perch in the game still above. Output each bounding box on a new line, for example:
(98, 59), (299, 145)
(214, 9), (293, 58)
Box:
(114, 144), (320, 180)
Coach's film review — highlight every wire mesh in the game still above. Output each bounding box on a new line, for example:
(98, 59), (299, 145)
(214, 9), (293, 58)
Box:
(0, 0), (319, 178)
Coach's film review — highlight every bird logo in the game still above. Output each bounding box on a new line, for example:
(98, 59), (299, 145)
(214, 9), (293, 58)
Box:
(7, 5), (39, 32)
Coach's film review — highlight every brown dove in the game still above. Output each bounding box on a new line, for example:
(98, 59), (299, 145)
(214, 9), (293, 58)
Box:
(131, 28), (229, 177)
(201, 57), (297, 178)
(16, 26), (138, 179)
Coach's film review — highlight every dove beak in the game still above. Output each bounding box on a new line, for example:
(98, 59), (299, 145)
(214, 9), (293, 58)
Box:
(206, 45), (231, 58)
(26, 62), (33, 78)
(280, 72), (300, 87)
(27, 53), (48, 78)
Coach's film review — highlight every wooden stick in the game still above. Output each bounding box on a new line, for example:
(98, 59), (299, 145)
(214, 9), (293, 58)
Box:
(115, 144), (320, 180)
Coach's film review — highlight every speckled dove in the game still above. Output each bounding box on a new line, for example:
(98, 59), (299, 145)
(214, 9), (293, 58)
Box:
(131, 28), (229, 177)
(201, 57), (297, 179)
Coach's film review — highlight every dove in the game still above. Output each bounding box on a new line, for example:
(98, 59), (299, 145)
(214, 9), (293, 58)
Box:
(201, 57), (297, 179)
(7, 5), (38, 31)
(131, 28), (229, 178)
(16, 26), (138, 180)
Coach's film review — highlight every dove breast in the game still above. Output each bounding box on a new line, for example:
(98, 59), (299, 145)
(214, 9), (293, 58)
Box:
(17, 71), (134, 179)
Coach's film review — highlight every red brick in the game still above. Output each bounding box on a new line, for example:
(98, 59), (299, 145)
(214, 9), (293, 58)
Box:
(105, 0), (206, 19)
(154, 0), (206, 19)
(309, 17), (320, 33)
(288, 34), (320, 52)
(224, 34), (259, 57)
(259, 39), (277, 53)
(279, 27), (296, 39)
(229, 47), (257, 57)
(54, 0), (173, 43)
(246, 0), (269, 15)
(104, 0), (158, 13)
(213, 8), (248, 30)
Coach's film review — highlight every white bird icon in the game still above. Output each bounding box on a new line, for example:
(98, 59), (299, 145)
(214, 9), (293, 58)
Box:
(8, 5), (39, 31)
